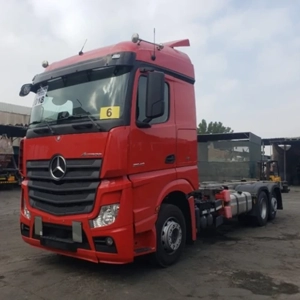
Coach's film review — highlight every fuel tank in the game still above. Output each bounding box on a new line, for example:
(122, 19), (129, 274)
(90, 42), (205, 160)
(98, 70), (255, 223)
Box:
(229, 190), (253, 216)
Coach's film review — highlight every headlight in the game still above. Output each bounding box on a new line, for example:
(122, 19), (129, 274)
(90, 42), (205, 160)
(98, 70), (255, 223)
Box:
(24, 202), (31, 220)
(91, 204), (119, 228)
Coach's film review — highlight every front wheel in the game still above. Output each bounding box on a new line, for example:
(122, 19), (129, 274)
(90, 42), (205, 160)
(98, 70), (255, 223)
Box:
(151, 204), (186, 268)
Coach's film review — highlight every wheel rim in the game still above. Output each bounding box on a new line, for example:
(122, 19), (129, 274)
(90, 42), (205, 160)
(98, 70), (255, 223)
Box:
(261, 199), (267, 219)
(271, 196), (277, 213)
(161, 217), (183, 255)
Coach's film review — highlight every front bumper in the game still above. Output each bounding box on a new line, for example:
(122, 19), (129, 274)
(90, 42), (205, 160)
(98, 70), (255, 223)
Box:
(20, 214), (134, 264)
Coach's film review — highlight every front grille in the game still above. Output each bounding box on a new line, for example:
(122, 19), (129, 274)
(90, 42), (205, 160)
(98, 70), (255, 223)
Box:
(27, 158), (102, 215)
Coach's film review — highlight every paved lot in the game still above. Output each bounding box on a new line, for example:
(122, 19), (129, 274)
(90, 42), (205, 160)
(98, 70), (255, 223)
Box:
(1, 187), (300, 300)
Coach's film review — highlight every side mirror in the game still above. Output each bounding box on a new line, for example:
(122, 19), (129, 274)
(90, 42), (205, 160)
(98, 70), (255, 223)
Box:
(19, 84), (33, 97)
(145, 71), (165, 119)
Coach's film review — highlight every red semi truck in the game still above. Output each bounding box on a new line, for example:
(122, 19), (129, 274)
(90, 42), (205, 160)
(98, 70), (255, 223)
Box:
(19, 33), (282, 267)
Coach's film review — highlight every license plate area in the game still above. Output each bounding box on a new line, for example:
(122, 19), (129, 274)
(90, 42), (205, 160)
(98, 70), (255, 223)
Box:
(33, 219), (91, 251)
(40, 236), (77, 252)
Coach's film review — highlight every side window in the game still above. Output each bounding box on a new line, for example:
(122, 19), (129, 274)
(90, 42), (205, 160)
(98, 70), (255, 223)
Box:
(136, 76), (169, 125)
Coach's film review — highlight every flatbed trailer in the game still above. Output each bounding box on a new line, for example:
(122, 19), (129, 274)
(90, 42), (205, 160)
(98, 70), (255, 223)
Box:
(198, 180), (281, 225)
(18, 33), (282, 268)
(197, 132), (288, 192)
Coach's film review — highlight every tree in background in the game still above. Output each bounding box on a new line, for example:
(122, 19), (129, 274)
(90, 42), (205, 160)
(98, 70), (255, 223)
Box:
(197, 119), (234, 134)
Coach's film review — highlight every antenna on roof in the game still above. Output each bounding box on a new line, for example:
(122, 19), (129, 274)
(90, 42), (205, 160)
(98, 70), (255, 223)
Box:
(151, 28), (156, 61)
(78, 39), (87, 56)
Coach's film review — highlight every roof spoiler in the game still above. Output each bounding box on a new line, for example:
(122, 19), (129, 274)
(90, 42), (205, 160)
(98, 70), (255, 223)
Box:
(163, 39), (190, 48)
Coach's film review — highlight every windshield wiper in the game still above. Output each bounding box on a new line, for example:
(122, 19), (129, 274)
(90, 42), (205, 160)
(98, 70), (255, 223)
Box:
(29, 118), (55, 134)
(59, 114), (103, 131)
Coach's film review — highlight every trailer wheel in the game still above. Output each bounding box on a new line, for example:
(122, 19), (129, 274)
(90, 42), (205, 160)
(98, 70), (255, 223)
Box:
(268, 192), (278, 221)
(255, 191), (269, 226)
(151, 204), (186, 268)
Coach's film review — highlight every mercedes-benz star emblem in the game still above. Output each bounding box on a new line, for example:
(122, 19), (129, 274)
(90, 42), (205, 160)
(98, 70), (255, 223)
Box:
(49, 155), (67, 180)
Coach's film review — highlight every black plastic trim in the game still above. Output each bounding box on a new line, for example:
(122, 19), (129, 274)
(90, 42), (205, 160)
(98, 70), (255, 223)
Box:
(33, 222), (91, 250)
(165, 154), (175, 164)
(26, 119), (124, 139)
(33, 52), (136, 86)
(20, 223), (30, 237)
(40, 236), (78, 252)
(93, 237), (117, 253)
(135, 61), (195, 85)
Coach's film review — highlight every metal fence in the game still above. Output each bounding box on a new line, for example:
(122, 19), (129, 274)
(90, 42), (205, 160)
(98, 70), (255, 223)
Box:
(197, 134), (262, 182)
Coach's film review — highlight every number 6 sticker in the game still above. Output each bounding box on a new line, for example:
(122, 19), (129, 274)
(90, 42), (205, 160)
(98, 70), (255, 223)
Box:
(100, 106), (120, 119)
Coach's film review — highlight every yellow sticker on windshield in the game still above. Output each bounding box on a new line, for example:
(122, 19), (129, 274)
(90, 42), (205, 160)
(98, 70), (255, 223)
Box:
(100, 106), (120, 119)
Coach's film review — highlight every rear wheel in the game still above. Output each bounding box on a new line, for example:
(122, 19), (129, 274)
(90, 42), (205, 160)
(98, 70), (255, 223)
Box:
(268, 191), (278, 221)
(151, 204), (186, 268)
(254, 191), (269, 226)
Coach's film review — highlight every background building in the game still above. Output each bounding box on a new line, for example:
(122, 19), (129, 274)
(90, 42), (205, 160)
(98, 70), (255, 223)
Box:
(0, 102), (31, 147)
(0, 102), (31, 126)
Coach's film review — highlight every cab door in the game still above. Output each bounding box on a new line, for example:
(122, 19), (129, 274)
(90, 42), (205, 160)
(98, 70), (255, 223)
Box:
(128, 70), (176, 176)
(128, 69), (177, 233)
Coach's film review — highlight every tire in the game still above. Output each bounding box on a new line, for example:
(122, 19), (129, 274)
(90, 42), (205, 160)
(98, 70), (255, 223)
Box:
(254, 191), (269, 227)
(268, 191), (278, 221)
(151, 204), (186, 268)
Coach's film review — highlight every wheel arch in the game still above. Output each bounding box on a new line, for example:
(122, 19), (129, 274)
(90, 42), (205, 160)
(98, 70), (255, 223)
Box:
(270, 185), (283, 210)
(156, 179), (196, 244)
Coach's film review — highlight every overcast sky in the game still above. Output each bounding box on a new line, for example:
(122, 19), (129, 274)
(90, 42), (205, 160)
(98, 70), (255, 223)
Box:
(1, 0), (299, 138)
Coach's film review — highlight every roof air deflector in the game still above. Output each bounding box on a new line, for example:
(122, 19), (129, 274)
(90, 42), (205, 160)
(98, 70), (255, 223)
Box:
(163, 39), (190, 48)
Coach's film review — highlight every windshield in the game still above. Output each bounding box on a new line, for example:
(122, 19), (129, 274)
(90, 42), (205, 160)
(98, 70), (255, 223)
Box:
(29, 66), (131, 127)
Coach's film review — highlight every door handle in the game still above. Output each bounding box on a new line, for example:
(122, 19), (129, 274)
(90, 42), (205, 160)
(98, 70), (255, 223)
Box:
(165, 154), (175, 164)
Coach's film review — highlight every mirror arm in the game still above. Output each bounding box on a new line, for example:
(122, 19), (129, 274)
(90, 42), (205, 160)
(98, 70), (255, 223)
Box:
(143, 117), (152, 124)
(139, 67), (155, 73)
(135, 120), (151, 128)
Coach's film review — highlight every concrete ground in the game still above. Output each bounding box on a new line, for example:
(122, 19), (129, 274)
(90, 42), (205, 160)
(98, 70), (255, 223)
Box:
(1, 187), (300, 300)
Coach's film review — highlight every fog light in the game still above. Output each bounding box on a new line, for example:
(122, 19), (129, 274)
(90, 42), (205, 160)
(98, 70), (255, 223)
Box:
(91, 204), (119, 228)
(24, 202), (31, 220)
(105, 237), (114, 246)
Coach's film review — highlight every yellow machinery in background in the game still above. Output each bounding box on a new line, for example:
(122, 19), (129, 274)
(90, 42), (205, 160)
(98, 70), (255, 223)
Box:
(258, 160), (290, 193)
